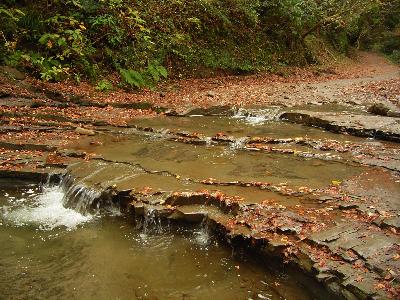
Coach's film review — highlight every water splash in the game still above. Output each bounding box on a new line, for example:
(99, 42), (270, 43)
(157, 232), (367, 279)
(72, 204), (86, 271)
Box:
(193, 226), (211, 248)
(192, 218), (211, 247)
(229, 137), (248, 151)
(233, 107), (282, 125)
(2, 185), (92, 231)
(1, 170), (123, 230)
(143, 208), (163, 234)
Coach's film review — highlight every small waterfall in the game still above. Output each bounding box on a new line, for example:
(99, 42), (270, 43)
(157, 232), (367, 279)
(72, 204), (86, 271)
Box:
(193, 218), (211, 247)
(233, 107), (283, 124)
(1, 183), (92, 231)
(64, 184), (102, 214)
(2, 171), (121, 230)
(141, 207), (163, 235)
(58, 174), (113, 215)
(229, 137), (248, 151)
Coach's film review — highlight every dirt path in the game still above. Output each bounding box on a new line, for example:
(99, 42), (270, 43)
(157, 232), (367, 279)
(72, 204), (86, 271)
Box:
(149, 51), (400, 110)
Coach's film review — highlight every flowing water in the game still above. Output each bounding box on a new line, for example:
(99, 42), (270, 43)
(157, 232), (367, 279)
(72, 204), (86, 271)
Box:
(0, 179), (323, 300)
(76, 117), (366, 190)
(2, 114), (395, 299)
(127, 114), (362, 141)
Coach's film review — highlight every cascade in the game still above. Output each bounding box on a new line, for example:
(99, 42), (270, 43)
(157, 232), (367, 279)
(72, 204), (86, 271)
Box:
(233, 107), (283, 124)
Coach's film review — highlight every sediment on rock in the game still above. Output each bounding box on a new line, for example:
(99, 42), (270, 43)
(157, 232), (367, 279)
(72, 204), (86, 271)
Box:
(280, 111), (400, 142)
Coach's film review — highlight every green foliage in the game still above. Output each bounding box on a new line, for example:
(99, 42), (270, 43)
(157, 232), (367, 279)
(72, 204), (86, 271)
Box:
(352, 0), (400, 63)
(17, 53), (70, 81)
(120, 62), (168, 89)
(0, 5), (25, 58)
(120, 69), (146, 89)
(147, 64), (168, 82)
(0, 0), (398, 84)
(389, 50), (400, 64)
(96, 79), (113, 92)
(38, 14), (92, 62)
(40, 65), (70, 81)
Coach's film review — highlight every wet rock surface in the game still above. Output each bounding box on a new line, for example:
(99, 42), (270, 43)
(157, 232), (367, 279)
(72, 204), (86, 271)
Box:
(0, 66), (26, 80)
(280, 110), (400, 142)
(1, 54), (399, 299)
(3, 120), (398, 299)
(368, 103), (391, 116)
(57, 158), (399, 300)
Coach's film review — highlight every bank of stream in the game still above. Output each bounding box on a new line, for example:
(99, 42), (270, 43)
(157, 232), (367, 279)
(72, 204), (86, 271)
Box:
(1, 106), (399, 299)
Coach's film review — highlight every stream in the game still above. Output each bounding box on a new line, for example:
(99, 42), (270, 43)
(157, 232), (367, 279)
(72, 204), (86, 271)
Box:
(1, 180), (320, 300)
(1, 113), (399, 299)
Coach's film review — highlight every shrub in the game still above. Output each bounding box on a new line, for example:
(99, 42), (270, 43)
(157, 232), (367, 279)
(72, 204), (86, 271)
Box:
(96, 79), (113, 92)
(1, 0), (398, 85)
(119, 62), (168, 89)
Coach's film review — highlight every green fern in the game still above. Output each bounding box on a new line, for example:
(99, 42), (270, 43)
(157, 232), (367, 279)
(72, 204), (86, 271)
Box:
(119, 63), (168, 89)
(155, 65), (168, 79)
(147, 64), (160, 82)
(119, 68), (146, 88)
(96, 79), (113, 92)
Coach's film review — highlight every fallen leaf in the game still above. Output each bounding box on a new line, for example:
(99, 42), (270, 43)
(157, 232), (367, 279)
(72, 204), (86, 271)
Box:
(331, 180), (342, 186)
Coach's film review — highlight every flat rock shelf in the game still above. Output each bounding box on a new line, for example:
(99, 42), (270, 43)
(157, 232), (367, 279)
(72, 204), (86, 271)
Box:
(1, 111), (399, 300)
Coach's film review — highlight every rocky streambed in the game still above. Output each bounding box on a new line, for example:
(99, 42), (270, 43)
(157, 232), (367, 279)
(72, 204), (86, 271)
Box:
(1, 93), (400, 300)
(3, 54), (400, 299)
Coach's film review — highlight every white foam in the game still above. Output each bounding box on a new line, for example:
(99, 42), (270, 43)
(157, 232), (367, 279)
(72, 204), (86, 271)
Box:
(193, 228), (210, 247)
(3, 186), (92, 231)
(229, 137), (248, 150)
(232, 107), (282, 125)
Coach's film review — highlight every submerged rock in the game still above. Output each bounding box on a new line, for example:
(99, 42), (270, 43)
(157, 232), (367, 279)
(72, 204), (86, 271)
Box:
(367, 103), (390, 116)
(185, 105), (233, 116)
(169, 105), (234, 116)
(206, 91), (216, 97)
(280, 110), (400, 142)
(75, 127), (96, 136)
